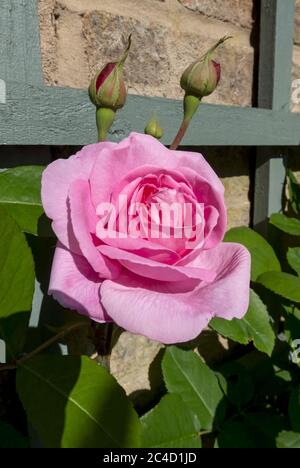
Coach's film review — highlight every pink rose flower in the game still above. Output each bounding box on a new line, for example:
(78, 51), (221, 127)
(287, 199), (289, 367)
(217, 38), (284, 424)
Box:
(41, 133), (250, 344)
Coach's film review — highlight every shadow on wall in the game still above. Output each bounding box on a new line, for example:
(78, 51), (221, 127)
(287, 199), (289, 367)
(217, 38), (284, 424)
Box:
(249, 0), (260, 108)
(0, 146), (52, 167)
(49, 144), (252, 178)
(183, 145), (252, 178)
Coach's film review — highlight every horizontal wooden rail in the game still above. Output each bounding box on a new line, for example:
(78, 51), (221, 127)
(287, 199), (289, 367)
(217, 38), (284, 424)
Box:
(1, 81), (300, 147)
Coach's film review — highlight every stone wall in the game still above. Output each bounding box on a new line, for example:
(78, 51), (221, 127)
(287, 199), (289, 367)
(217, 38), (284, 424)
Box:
(37, 1), (300, 393)
(38, 0), (255, 106)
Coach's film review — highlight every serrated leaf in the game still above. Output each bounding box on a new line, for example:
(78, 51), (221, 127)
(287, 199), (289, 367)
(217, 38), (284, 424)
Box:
(16, 355), (141, 448)
(0, 208), (35, 359)
(0, 421), (29, 448)
(210, 290), (275, 356)
(289, 388), (300, 432)
(257, 271), (300, 303)
(0, 166), (47, 236)
(162, 347), (223, 431)
(141, 394), (201, 448)
(277, 431), (300, 448)
(270, 213), (300, 236)
(224, 226), (280, 281)
(210, 316), (250, 345)
(287, 248), (300, 277)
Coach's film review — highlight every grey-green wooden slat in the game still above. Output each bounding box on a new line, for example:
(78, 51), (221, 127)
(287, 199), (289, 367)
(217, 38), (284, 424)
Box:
(0, 0), (43, 85)
(1, 81), (300, 146)
(253, 0), (296, 234)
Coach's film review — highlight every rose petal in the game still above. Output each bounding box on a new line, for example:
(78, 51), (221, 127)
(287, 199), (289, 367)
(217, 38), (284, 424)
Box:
(90, 133), (224, 208)
(41, 142), (116, 251)
(195, 242), (251, 320)
(179, 167), (227, 248)
(49, 243), (107, 322)
(98, 244), (216, 282)
(68, 180), (121, 279)
(100, 242), (250, 343)
(100, 273), (211, 344)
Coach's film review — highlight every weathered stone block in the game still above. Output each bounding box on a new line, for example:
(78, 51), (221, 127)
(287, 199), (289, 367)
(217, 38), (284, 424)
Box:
(295, 0), (300, 45)
(178, 0), (257, 29)
(203, 146), (251, 228)
(110, 332), (163, 395)
(82, 11), (171, 98)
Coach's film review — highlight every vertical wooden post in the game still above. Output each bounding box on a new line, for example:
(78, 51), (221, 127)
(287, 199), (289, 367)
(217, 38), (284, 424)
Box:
(0, 0), (43, 84)
(253, 0), (295, 235)
(0, 0), (52, 364)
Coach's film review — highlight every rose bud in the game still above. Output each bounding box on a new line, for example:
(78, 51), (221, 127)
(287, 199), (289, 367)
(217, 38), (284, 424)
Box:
(88, 35), (132, 141)
(180, 35), (230, 99)
(144, 116), (164, 140)
(170, 36), (231, 150)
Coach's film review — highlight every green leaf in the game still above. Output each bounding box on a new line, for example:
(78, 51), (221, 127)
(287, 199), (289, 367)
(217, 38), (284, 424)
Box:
(141, 394), (201, 448)
(16, 355), (141, 448)
(287, 248), (300, 277)
(277, 431), (300, 448)
(289, 388), (300, 432)
(0, 421), (29, 448)
(210, 290), (275, 356)
(162, 347), (223, 431)
(217, 421), (258, 448)
(270, 213), (300, 236)
(224, 226), (280, 281)
(287, 169), (300, 215)
(219, 414), (288, 448)
(0, 208), (35, 359)
(285, 311), (300, 364)
(216, 363), (254, 410)
(244, 413), (288, 448)
(257, 271), (300, 303)
(0, 166), (46, 236)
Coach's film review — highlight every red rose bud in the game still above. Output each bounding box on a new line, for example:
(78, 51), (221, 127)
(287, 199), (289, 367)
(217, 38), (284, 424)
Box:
(144, 116), (164, 140)
(89, 35), (132, 141)
(180, 36), (231, 99)
(89, 35), (131, 110)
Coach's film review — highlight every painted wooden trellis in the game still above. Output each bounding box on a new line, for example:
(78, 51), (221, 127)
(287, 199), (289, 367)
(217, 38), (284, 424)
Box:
(0, 0), (297, 224)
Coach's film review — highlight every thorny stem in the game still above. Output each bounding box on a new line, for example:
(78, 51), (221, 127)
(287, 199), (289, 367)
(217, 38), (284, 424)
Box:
(0, 321), (89, 372)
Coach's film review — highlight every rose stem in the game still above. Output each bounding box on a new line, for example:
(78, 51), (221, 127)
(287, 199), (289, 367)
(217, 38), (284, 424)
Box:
(170, 117), (191, 150)
(92, 322), (115, 372)
(96, 107), (116, 142)
(170, 94), (200, 151)
(0, 321), (89, 372)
